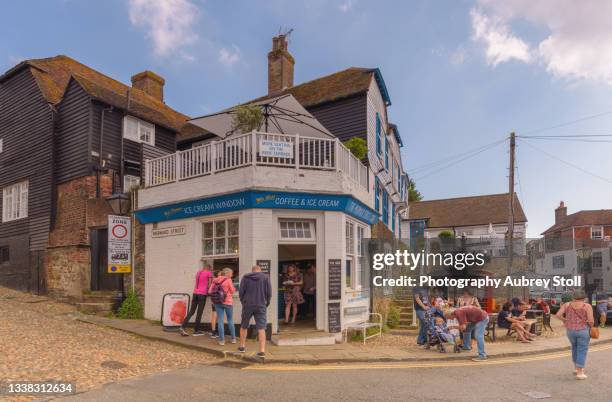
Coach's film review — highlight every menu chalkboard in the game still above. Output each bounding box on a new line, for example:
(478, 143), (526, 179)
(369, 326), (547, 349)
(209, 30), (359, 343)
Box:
(256, 260), (271, 275)
(328, 259), (342, 300)
(328, 302), (341, 333)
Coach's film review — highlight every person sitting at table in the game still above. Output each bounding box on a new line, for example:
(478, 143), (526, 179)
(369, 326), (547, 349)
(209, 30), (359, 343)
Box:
(511, 301), (532, 333)
(498, 302), (535, 343)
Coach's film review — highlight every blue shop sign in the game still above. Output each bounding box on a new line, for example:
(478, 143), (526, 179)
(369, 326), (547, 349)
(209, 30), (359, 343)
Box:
(135, 190), (378, 225)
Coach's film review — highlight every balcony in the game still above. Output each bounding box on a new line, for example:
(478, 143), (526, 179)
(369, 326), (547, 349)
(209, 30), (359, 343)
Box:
(140, 131), (371, 209)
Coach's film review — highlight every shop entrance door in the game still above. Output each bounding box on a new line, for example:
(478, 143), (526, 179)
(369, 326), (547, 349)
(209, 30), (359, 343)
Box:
(278, 244), (316, 330)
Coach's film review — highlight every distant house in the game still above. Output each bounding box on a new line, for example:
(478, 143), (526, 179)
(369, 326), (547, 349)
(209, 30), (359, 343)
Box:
(403, 193), (527, 245)
(0, 55), (187, 301)
(535, 202), (612, 293)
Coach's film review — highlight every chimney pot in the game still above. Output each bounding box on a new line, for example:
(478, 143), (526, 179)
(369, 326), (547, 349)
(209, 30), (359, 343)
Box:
(555, 201), (567, 224)
(131, 70), (165, 102)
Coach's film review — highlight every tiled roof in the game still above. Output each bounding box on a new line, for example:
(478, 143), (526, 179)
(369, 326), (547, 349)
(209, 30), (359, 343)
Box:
(542, 210), (612, 235)
(3, 55), (188, 131)
(251, 67), (377, 108)
(407, 193), (527, 228)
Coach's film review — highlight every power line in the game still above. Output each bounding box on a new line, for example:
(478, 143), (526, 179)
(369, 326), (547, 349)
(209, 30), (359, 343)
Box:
(413, 139), (506, 182)
(522, 110), (612, 135)
(519, 137), (612, 143)
(518, 138), (612, 184)
(519, 134), (612, 138)
(407, 138), (507, 175)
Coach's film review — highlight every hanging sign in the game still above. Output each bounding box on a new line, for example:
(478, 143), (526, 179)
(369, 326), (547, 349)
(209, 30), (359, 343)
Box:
(259, 139), (294, 158)
(108, 215), (132, 273)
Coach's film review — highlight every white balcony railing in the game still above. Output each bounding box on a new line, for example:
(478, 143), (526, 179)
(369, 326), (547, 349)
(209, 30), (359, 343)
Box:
(144, 131), (369, 189)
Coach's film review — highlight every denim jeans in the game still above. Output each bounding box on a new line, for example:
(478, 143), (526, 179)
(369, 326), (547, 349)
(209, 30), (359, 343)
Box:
(416, 309), (428, 344)
(462, 316), (489, 358)
(214, 304), (236, 342)
(567, 328), (590, 368)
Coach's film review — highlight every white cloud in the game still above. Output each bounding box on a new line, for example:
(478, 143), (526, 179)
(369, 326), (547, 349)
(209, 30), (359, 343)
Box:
(218, 46), (241, 67)
(450, 47), (467, 65)
(471, 0), (612, 84)
(470, 8), (531, 67)
(339, 0), (353, 13)
(128, 0), (199, 58)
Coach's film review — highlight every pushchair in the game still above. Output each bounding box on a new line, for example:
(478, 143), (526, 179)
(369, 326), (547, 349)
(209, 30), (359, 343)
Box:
(423, 309), (460, 353)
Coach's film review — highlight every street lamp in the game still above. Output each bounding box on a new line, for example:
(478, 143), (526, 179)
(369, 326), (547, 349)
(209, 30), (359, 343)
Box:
(106, 193), (130, 215)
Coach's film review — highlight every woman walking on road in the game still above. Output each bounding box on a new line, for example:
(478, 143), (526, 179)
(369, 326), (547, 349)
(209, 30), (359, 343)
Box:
(556, 289), (595, 380)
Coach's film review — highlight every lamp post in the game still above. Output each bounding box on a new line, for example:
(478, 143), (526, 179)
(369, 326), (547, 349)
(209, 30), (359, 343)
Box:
(576, 243), (592, 301)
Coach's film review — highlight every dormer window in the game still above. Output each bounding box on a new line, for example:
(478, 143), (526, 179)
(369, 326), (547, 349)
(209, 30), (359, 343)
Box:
(123, 116), (155, 146)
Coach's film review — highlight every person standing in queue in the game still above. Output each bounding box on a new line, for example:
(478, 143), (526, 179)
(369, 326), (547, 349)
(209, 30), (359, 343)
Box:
(179, 263), (213, 336)
(209, 268), (236, 346)
(413, 286), (430, 346)
(302, 264), (317, 318)
(238, 265), (272, 357)
(446, 305), (489, 361)
(209, 270), (222, 338)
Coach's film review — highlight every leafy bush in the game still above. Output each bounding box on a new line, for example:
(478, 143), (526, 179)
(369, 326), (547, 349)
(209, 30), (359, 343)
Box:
(118, 290), (144, 319)
(438, 230), (454, 240)
(343, 137), (367, 160)
(387, 303), (401, 329)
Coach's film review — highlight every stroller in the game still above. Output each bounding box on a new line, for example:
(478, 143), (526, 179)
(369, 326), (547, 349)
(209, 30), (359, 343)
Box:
(423, 309), (460, 353)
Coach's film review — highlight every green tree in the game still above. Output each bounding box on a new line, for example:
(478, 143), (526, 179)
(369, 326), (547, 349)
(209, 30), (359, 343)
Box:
(343, 137), (367, 160)
(231, 104), (263, 133)
(408, 178), (422, 202)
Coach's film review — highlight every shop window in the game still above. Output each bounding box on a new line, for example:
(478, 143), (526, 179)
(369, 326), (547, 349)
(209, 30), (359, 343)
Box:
(345, 221), (354, 255)
(0, 246), (8, 264)
(279, 220), (315, 241)
(346, 220), (366, 290)
(2, 180), (28, 222)
(202, 218), (239, 256)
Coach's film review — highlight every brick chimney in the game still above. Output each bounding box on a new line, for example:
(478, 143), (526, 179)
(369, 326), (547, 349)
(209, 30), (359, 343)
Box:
(268, 34), (295, 95)
(131, 70), (165, 102)
(555, 201), (567, 224)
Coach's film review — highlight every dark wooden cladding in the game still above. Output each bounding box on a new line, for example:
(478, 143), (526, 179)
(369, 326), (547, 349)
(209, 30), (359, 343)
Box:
(307, 94), (367, 142)
(0, 68), (53, 289)
(91, 101), (123, 173)
(155, 125), (176, 153)
(56, 79), (91, 183)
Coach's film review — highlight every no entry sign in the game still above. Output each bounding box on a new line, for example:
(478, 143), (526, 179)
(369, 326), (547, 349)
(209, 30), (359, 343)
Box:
(108, 215), (132, 273)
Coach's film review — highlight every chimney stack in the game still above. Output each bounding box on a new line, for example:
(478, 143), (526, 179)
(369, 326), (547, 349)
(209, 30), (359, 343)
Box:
(268, 34), (295, 95)
(555, 201), (567, 224)
(131, 70), (165, 102)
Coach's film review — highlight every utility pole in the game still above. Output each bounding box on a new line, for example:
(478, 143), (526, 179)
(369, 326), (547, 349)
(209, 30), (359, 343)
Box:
(507, 132), (516, 299)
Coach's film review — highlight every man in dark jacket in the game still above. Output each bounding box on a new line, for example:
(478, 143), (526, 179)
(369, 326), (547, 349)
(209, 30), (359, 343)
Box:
(238, 265), (272, 356)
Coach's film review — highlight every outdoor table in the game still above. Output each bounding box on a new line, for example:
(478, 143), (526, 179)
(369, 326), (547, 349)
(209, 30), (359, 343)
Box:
(526, 310), (544, 335)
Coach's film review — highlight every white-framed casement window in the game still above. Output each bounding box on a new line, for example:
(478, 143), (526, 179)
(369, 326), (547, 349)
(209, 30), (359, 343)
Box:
(2, 180), (28, 222)
(592, 251), (603, 268)
(346, 220), (367, 290)
(123, 175), (141, 193)
(202, 217), (239, 257)
(552, 255), (565, 269)
(591, 226), (603, 239)
(279, 220), (316, 241)
(123, 115), (155, 146)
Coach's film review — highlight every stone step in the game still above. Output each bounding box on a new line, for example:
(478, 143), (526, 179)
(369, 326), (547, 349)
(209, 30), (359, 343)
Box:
(271, 334), (336, 346)
(77, 302), (114, 315)
(81, 291), (121, 303)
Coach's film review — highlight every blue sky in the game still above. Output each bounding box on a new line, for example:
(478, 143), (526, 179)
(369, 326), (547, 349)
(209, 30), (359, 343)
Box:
(2, 0), (612, 237)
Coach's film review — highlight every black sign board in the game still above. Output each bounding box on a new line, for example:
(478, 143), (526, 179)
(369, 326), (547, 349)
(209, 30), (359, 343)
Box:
(328, 302), (341, 333)
(328, 259), (342, 300)
(256, 260), (271, 275)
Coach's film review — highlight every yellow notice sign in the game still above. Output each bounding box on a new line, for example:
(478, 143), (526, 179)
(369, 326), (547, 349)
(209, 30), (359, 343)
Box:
(108, 264), (132, 273)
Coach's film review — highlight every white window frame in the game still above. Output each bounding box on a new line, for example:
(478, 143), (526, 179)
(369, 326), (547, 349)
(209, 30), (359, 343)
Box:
(123, 175), (141, 193)
(0, 138), (3, 153)
(278, 220), (316, 242)
(201, 217), (239, 257)
(123, 115), (155, 146)
(592, 251), (603, 268)
(346, 220), (366, 291)
(552, 255), (565, 269)
(591, 226), (603, 240)
(2, 180), (28, 222)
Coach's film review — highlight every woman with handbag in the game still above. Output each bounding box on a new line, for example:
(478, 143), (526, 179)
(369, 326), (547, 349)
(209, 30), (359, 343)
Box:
(556, 289), (595, 380)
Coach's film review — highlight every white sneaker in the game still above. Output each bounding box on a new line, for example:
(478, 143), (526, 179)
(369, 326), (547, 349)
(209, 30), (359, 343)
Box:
(231, 338), (237, 344)
(218, 340), (225, 346)
(576, 373), (588, 380)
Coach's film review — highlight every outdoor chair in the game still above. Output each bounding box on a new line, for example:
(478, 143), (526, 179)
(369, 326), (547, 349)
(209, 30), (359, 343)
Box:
(485, 315), (497, 342)
(343, 313), (383, 345)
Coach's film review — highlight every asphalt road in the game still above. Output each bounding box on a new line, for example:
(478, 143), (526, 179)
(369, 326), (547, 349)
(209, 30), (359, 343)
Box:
(60, 344), (612, 402)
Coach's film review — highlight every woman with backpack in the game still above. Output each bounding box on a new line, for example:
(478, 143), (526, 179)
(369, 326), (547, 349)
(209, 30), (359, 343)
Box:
(209, 267), (236, 346)
(556, 289), (595, 380)
(179, 263), (213, 337)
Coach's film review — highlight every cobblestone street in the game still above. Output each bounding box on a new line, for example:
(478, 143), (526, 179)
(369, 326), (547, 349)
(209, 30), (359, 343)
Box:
(0, 287), (216, 400)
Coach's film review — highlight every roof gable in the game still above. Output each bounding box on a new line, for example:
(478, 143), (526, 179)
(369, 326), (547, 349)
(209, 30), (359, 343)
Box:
(542, 209), (612, 235)
(408, 193), (527, 229)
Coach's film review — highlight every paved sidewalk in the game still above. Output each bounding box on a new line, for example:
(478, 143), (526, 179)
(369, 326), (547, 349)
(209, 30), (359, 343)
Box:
(79, 315), (612, 364)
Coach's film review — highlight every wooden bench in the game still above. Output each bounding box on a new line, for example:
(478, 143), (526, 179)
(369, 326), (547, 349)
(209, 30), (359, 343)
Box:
(343, 313), (383, 344)
(485, 314), (497, 342)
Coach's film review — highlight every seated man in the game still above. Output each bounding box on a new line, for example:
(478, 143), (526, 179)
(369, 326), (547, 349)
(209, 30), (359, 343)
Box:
(499, 302), (535, 343)
(511, 301), (532, 333)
